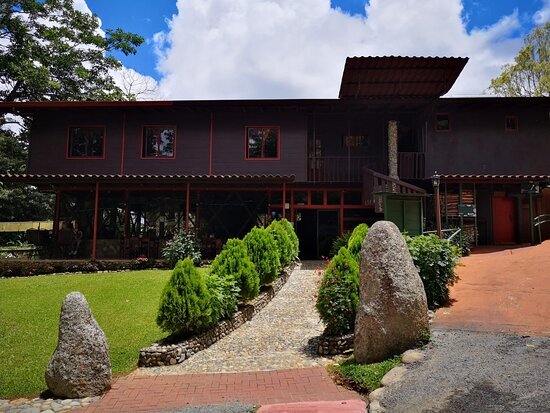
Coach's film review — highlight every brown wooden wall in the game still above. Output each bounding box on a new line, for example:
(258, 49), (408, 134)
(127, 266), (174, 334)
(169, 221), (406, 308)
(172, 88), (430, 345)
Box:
(425, 99), (550, 176)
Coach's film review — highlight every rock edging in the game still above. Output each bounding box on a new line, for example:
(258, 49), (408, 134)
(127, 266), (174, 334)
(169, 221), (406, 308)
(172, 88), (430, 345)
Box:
(138, 263), (296, 368)
(317, 332), (354, 356)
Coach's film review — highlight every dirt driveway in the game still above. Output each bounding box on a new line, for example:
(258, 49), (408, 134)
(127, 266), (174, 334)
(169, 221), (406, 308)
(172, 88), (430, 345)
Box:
(433, 241), (550, 336)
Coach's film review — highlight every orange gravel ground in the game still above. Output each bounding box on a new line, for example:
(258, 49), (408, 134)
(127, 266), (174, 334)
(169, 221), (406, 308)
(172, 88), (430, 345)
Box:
(434, 241), (550, 336)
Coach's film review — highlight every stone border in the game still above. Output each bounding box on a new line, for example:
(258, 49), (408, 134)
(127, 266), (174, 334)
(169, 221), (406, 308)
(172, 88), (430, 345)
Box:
(317, 333), (354, 356)
(138, 263), (297, 368)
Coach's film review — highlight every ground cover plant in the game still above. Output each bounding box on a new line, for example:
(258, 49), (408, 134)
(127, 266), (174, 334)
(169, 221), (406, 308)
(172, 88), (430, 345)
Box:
(329, 355), (401, 394)
(0, 268), (210, 398)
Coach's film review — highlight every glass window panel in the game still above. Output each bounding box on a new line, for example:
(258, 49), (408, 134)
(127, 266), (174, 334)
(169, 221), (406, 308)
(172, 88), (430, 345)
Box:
(294, 191), (307, 205)
(435, 114), (450, 131)
(142, 126), (175, 158)
(327, 191), (341, 205)
(246, 127), (279, 159)
(505, 116), (518, 131)
(68, 127), (104, 158)
(344, 191), (362, 205)
(311, 191), (324, 205)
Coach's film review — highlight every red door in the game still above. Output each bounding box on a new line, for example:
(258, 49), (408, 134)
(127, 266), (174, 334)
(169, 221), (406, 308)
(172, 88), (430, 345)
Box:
(493, 196), (516, 244)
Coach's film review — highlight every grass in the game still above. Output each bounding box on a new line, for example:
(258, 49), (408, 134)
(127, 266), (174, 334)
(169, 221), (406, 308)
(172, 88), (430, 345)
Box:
(328, 355), (402, 394)
(0, 267), (207, 399)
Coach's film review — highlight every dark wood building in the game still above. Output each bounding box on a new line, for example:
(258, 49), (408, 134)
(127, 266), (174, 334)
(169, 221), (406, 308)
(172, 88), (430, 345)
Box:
(1, 56), (549, 259)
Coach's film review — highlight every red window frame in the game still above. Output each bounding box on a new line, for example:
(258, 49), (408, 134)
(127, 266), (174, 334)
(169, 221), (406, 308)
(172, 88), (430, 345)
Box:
(504, 115), (519, 132)
(140, 125), (177, 160)
(66, 125), (106, 159)
(435, 113), (451, 132)
(244, 126), (281, 160)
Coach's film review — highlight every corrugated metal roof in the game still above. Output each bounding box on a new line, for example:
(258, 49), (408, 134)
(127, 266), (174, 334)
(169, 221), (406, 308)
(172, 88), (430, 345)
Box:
(0, 173), (295, 184)
(339, 56), (469, 99)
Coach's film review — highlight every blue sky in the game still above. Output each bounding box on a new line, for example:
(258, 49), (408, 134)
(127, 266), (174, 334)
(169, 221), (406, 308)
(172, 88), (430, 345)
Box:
(86, 0), (544, 83)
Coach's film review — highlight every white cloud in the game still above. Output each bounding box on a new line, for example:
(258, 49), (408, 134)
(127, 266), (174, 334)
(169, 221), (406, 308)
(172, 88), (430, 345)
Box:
(533, 0), (550, 24)
(154, 0), (534, 99)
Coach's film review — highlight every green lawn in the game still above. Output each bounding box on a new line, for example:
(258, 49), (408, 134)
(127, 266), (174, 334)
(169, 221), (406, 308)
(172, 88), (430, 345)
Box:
(0, 268), (204, 399)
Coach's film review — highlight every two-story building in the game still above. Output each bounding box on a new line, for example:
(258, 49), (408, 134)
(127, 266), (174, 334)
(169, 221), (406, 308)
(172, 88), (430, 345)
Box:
(1, 56), (549, 259)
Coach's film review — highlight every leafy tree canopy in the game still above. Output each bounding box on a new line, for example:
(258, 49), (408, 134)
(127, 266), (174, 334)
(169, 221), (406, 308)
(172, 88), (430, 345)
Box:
(0, 0), (144, 108)
(489, 22), (550, 97)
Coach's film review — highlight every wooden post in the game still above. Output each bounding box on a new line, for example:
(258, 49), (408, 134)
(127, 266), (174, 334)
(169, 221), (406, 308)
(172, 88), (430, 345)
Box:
(53, 190), (61, 237)
(282, 183), (286, 219)
(92, 183), (100, 260)
(433, 175), (442, 239)
(185, 182), (190, 231)
(290, 190), (295, 222)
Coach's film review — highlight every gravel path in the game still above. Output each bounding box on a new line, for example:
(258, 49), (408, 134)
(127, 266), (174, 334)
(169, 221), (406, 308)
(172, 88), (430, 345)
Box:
(135, 262), (332, 375)
(377, 329), (550, 413)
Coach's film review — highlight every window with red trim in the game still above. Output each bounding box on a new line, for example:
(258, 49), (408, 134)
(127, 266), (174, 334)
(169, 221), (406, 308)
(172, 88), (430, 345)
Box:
(435, 113), (450, 131)
(246, 126), (279, 159)
(68, 127), (104, 158)
(142, 126), (175, 158)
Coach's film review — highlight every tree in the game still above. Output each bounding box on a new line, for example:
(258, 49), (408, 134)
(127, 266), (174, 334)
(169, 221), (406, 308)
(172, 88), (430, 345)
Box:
(489, 22), (550, 97)
(0, 0), (144, 227)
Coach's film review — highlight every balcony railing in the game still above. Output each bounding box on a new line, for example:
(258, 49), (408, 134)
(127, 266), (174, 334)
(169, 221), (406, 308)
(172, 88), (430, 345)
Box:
(307, 156), (383, 183)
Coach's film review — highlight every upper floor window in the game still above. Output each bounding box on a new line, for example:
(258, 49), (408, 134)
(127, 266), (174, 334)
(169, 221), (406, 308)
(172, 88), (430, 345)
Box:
(142, 126), (175, 158)
(505, 116), (518, 131)
(245, 126), (280, 160)
(67, 126), (105, 158)
(435, 113), (450, 131)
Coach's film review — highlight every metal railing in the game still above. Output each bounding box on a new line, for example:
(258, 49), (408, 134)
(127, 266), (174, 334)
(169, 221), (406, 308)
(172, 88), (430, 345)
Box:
(534, 214), (550, 243)
(423, 227), (462, 241)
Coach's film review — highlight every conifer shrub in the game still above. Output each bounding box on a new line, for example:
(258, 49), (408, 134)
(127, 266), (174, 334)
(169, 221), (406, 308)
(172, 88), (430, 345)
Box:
(210, 238), (260, 300)
(347, 223), (369, 259)
(330, 231), (353, 258)
(243, 227), (281, 284)
(316, 247), (359, 335)
(162, 230), (201, 268)
(156, 258), (214, 335)
(278, 218), (299, 259)
(206, 270), (240, 322)
(267, 220), (294, 267)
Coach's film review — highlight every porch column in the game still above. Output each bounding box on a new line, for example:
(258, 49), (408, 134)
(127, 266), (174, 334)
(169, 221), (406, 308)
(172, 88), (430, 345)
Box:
(92, 182), (100, 260)
(340, 190), (345, 235)
(388, 120), (399, 179)
(185, 182), (191, 231)
(53, 190), (61, 237)
(282, 183), (286, 219)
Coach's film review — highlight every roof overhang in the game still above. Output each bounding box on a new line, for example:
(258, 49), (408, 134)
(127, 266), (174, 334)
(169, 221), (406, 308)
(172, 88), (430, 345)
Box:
(438, 174), (550, 184)
(339, 56), (469, 99)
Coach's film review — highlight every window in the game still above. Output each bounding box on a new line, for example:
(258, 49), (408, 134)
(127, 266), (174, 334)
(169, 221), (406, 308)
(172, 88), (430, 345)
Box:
(505, 116), (518, 131)
(142, 126), (175, 158)
(435, 113), (450, 131)
(245, 126), (279, 159)
(67, 126), (105, 158)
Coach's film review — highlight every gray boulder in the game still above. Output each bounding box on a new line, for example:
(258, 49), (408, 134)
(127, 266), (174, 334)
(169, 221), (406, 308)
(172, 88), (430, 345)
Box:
(45, 292), (111, 398)
(354, 221), (429, 364)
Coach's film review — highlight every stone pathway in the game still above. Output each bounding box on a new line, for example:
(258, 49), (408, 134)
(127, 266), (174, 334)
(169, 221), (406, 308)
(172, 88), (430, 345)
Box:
(135, 261), (332, 375)
(0, 396), (99, 413)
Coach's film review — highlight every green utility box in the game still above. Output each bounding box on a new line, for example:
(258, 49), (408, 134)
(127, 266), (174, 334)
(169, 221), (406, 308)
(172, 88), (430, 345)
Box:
(379, 193), (424, 236)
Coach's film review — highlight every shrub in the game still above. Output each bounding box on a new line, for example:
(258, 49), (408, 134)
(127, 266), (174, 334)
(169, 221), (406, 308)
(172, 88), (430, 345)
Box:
(210, 238), (259, 300)
(162, 230), (201, 268)
(330, 231), (352, 257)
(347, 223), (369, 259)
(405, 234), (461, 309)
(156, 258), (214, 335)
(206, 270), (240, 322)
(329, 356), (401, 394)
(267, 220), (294, 267)
(278, 218), (299, 260)
(316, 247), (359, 335)
(243, 227), (281, 284)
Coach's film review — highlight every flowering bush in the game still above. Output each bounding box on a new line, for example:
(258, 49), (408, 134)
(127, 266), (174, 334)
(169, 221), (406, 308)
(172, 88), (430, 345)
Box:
(316, 247), (359, 335)
(162, 230), (202, 268)
(132, 256), (149, 270)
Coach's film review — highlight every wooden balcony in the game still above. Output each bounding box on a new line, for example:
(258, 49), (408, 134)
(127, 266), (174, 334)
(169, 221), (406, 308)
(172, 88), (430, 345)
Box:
(363, 168), (426, 208)
(307, 156), (383, 183)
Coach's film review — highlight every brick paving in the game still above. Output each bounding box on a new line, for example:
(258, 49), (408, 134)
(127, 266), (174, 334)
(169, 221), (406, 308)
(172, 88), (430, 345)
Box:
(82, 368), (360, 413)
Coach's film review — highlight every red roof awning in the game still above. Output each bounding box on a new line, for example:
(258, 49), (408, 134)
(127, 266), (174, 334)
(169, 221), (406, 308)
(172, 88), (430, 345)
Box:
(338, 56), (469, 99)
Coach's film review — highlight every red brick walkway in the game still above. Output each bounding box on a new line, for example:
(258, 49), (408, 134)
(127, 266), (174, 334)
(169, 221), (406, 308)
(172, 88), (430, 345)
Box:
(82, 368), (360, 412)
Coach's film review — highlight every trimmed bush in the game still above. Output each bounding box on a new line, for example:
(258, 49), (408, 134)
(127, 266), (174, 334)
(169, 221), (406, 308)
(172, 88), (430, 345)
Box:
(210, 238), (260, 300)
(243, 227), (281, 284)
(267, 220), (294, 267)
(405, 234), (461, 309)
(278, 218), (299, 259)
(316, 247), (359, 335)
(347, 223), (369, 259)
(330, 231), (352, 258)
(156, 259), (213, 335)
(162, 230), (201, 268)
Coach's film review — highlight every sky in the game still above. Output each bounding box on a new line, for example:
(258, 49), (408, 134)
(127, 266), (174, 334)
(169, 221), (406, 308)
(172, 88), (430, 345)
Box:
(81, 0), (550, 99)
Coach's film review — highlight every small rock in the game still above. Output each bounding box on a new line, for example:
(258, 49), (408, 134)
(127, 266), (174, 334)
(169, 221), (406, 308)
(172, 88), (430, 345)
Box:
(402, 350), (425, 364)
(20, 408), (40, 413)
(42, 410), (55, 413)
(380, 366), (407, 387)
(70, 401), (81, 406)
(369, 400), (384, 413)
(60, 400), (72, 406)
(369, 387), (385, 402)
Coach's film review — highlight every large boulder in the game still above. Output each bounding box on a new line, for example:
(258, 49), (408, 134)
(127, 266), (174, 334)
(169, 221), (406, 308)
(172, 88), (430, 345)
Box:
(46, 292), (111, 398)
(354, 221), (429, 363)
